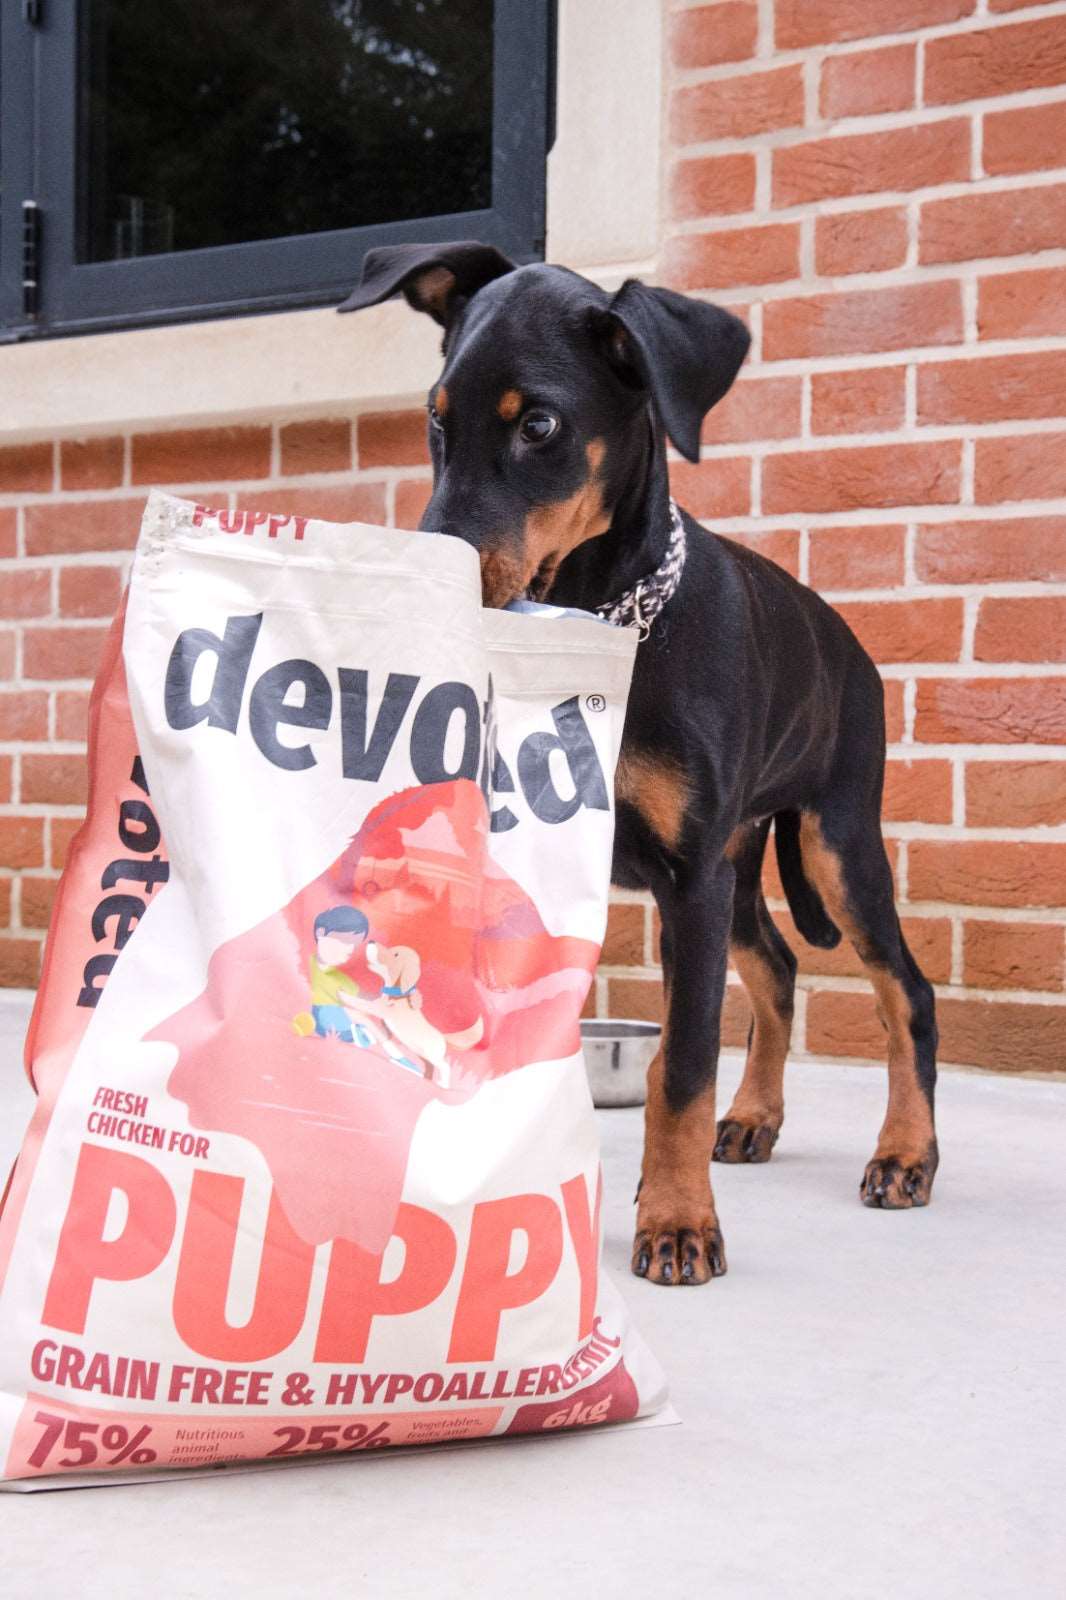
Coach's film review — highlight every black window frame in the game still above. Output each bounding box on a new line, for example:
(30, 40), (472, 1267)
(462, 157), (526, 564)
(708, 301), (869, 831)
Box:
(1, 0), (556, 342)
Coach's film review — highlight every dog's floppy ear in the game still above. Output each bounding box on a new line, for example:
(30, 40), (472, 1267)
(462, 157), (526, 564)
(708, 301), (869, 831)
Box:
(587, 279), (751, 463)
(336, 240), (518, 332)
(395, 947), (421, 992)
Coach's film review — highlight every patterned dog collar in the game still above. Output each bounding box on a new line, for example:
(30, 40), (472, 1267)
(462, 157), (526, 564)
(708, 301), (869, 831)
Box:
(595, 498), (686, 641)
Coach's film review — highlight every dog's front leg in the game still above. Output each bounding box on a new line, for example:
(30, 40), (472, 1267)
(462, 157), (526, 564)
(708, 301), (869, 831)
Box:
(633, 856), (734, 1286)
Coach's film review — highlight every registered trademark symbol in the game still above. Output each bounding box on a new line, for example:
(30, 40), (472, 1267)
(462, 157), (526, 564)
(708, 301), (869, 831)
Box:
(585, 694), (606, 714)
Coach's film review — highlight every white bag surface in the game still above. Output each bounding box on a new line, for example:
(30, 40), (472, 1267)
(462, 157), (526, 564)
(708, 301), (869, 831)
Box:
(0, 491), (668, 1487)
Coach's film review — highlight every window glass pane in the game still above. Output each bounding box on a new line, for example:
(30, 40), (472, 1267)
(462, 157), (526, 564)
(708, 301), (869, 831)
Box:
(78, 0), (494, 262)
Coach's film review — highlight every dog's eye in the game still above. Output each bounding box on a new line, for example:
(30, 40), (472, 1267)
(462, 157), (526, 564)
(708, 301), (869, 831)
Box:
(519, 410), (559, 444)
(427, 404), (444, 432)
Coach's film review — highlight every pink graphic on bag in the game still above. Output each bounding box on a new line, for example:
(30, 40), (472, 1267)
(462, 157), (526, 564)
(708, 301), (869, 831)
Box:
(152, 779), (599, 1253)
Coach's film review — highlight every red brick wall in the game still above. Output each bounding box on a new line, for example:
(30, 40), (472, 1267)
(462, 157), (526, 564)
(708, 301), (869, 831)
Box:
(588, 0), (1066, 1074)
(1, 0), (1065, 1076)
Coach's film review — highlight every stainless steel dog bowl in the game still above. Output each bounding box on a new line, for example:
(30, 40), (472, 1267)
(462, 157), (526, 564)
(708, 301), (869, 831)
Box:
(581, 1018), (660, 1108)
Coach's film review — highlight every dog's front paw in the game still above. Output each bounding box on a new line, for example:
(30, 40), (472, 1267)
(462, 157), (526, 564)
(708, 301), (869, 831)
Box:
(860, 1143), (938, 1209)
(631, 1198), (726, 1286)
(713, 1114), (780, 1164)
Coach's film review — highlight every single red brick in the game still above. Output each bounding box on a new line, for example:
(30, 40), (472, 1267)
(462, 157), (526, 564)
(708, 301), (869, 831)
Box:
(701, 375), (801, 445)
(763, 282), (962, 360)
(670, 154), (757, 222)
(919, 351), (1066, 426)
(811, 367), (906, 435)
(882, 759), (954, 823)
(0, 879), (10, 926)
(0, 756), (12, 803)
(0, 937), (44, 988)
(22, 625), (109, 682)
(24, 499), (145, 557)
(910, 840), (1066, 907)
(20, 875), (59, 932)
(279, 419), (352, 477)
(605, 976), (664, 1025)
(975, 596), (1066, 663)
(815, 207), (909, 276)
(719, 528), (801, 577)
(0, 442), (52, 494)
(0, 569), (51, 620)
(906, 917), (955, 985)
(1, 688), (52, 742)
(54, 689), (91, 742)
(394, 479), (432, 531)
(884, 679), (905, 742)
(671, 65), (805, 143)
(131, 427), (271, 485)
(963, 920), (1064, 992)
(966, 761), (1066, 827)
(975, 433), (1066, 504)
(979, 267), (1066, 340)
(0, 817), (45, 870)
(356, 412), (430, 470)
(0, 693), (48, 740)
(805, 989), (884, 1059)
(21, 753), (89, 806)
(0, 511), (15, 560)
(983, 101), (1066, 180)
(925, 13), (1066, 104)
(0, 632), (15, 680)
(58, 565), (125, 620)
(763, 441), (960, 515)
(670, 2), (758, 68)
(669, 456), (752, 518)
(936, 995), (1066, 1073)
(774, 120), (968, 208)
(59, 437), (124, 491)
(915, 677), (1066, 744)
(50, 816), (86, 870)
(921, 183), (1066, 265)
(601, 903), (647, 967)
(916, 517), (1066, 584)
(820, 42), (916, 119)
(235, 483), (387, 525)
(720, 985), (753, 1048)
(809, 524), (906, 590)
(834, 597), (963, 663)
(775, 0), (973, 50)
(664, 224), (800, 292)
(988, 0), (1056, 9)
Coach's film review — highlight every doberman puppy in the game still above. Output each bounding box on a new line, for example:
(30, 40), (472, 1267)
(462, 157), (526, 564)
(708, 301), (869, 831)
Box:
(338, 240), (939, 1286)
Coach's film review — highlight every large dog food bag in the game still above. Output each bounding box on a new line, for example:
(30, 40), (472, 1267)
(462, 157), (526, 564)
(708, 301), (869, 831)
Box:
(0, 490), (669, 1488)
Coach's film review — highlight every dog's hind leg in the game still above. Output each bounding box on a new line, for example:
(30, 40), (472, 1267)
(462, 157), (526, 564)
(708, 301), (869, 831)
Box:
(714, 820), (797, 1165)
(799, 809), (939, 1208)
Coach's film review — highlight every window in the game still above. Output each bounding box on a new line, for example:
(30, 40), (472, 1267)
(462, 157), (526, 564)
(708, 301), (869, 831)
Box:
(0, 0), (555, 341)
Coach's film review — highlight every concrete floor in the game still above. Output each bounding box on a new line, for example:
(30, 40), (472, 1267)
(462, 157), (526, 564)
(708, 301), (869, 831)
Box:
(0, 990), (1062, 1600)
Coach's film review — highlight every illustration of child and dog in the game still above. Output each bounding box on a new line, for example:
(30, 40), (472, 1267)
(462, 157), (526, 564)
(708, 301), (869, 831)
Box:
(292, 906), (484, 1086)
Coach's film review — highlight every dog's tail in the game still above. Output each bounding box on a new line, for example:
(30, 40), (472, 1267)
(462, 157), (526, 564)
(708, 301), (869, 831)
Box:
(446, 1016), (485, 1051)
(773, 811), (841, 949)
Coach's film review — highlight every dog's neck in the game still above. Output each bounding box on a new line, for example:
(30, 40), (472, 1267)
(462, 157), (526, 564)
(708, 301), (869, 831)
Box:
(545, 407), (676, 614)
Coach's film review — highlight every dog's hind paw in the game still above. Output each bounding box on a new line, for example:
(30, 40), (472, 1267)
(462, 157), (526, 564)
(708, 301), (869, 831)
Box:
(713, 1116), (779, 1164)
(860, 1144), (938, 1209)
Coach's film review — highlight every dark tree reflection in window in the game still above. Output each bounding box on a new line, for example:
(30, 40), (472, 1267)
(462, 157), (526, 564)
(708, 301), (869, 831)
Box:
(80, 0), (494, 262)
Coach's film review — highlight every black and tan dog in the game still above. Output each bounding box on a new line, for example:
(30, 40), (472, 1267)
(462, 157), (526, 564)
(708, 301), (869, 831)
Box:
(338, 240), (939, 1287)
